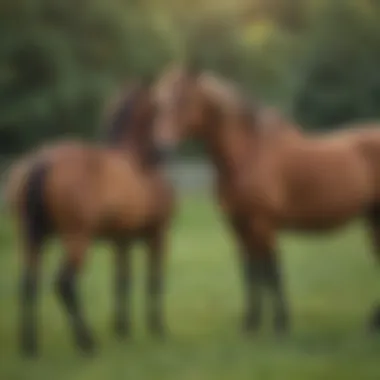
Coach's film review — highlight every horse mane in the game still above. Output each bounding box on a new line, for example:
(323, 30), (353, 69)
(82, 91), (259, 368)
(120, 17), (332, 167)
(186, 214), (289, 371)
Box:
(153, 63), (189, 103)
(199, 72), (302, 138)
(199, 72), (261, 123)
(103, 82), (142, 145)
(156, 64), (300, 138)
(199, 72), (248, 109)
(157, 64), (256, 112)
(103, 80), (162, 166)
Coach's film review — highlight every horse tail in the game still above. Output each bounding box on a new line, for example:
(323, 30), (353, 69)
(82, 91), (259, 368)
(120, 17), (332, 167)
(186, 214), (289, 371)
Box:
(4, 157), (29, 213)
(23, 160), (51, 243)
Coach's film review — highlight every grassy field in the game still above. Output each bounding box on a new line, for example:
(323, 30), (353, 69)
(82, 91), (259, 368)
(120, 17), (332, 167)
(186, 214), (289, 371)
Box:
(1, 195), (380, 379)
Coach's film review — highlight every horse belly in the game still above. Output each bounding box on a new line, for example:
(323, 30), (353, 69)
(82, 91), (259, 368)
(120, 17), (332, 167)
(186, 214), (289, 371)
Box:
(284, 164), (372, 230)
(99, 175), (172, 235)
(286, 203), (364, 230)
(102, 189), (152, 232)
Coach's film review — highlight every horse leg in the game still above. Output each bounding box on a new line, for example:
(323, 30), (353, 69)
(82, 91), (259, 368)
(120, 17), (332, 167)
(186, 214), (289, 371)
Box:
(145, 226), (166, 336)
(240, 251), (264, 332)
(262, 250), (289, 334)
(367, 204), (380, 330)
(113, 240), (132, 339)
(243, 218), (288, 334)
(55, 232), (94, 353)
(231, 218), (263, 332)
(19, 159), (49, 356)
(20, 236), (43, 356)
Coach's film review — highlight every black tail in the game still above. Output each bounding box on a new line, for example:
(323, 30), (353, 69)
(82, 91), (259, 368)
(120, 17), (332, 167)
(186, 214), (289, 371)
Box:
(23, 160), (51, 244)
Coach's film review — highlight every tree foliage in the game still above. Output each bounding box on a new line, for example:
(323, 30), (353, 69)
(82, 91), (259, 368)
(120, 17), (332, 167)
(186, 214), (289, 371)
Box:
(293, 0), (380, 128)
(1, 0), (380, 155)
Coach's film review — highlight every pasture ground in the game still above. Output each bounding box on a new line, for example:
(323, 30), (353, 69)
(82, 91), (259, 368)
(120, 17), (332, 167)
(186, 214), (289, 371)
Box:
(1, 195), (380, 379)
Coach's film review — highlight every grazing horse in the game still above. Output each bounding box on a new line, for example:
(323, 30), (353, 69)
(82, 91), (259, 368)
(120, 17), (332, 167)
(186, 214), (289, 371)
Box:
(150, 65), (380, 334)
(6, 82), (175, 356)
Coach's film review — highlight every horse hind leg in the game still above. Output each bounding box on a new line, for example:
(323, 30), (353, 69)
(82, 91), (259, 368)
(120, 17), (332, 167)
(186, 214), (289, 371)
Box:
(144, 226), (167, 337)
(112, 239), (132, 339)
(55, 232), (94, 353)
(367, 203), (380, 330)
(20, 235), (43, 357)
(19, 161), (50, 356)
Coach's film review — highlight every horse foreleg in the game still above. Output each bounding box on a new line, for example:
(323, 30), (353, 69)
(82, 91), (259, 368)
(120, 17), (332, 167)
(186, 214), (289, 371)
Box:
(113, 239), (132, 339)
(20, 238), (43, 357)
(230, 217), (263, 332)
(262, 251), (289, 334)
(145, 227), (166, 336)
(244, 218), (289, 334)
(55, 233), (94, 353)
(240, 251), (263, 332)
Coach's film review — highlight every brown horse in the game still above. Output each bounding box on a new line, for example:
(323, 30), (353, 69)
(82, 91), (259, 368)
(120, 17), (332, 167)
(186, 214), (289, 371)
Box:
(6, 82), (175, 356)
(151, 65), (380, 334)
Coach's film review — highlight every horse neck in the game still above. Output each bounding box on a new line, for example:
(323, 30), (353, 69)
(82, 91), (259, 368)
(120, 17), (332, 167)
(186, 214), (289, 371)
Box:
(198, 75), (255, 179)
(118, 137), (159, 171)
(106, 117), (159, 170)
(201, 122), (254, 182)
(198, 82), (301, 180)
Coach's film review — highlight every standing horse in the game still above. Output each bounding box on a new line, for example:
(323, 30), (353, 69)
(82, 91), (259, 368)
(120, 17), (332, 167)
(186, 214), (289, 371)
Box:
(151, 65), (380, 334)
(6, 82), (175, 356)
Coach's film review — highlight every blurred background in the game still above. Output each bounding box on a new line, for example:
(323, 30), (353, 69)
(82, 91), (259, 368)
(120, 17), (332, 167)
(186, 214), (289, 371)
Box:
(3, 0), (380, 159)
(2, 1), (380, 379)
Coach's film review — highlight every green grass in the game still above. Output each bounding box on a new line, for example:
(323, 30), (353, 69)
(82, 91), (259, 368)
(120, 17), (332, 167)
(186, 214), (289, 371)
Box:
(1, 195), (380, 379)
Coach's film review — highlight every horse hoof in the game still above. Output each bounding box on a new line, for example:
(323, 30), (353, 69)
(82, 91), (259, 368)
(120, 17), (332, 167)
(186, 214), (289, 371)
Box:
(78, 342), (95, 356)
(76, 334), (96, 355)
(148, 319), (166, 338)
(274, 316), (289, 336)
(20, 335), (38, 358)
(242, 316), (260, 334)
(113, 321), (130, 340)
(21, 343), (38, 358)
(151, 326), (166, 339)
(274, 325), (289, 338)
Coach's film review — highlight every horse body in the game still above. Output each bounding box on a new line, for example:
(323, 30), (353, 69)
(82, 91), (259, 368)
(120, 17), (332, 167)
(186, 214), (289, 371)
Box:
(44, 145), (173, 237)
(8, 84), (174, 356)
(151, 66), (380, 333)
(268, 133), (374, 230)
(95, 153), (172, 236)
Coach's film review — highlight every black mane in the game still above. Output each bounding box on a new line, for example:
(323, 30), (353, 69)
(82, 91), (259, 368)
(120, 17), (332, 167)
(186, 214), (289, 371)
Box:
(104, 84), (162, 166)
(105, 86), (140, 145)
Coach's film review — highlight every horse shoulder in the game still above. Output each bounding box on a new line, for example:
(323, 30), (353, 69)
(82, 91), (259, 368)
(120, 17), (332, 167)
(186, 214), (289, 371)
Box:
(215, 164), (279, 220)
(97, 152), (164, 228)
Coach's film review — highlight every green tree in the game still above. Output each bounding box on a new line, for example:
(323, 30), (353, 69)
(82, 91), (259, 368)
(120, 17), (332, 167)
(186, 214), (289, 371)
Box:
(293, 0), (380, 128)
